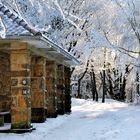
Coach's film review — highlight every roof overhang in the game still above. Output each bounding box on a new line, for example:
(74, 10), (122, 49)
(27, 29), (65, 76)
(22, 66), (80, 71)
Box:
(0, 35), (80, 67)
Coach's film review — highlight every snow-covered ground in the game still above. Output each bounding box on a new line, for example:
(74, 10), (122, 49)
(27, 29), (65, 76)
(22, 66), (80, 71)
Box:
(0, 98), (140, 140)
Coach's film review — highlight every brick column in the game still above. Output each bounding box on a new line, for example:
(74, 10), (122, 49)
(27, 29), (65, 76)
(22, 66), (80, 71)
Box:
(46, 61), (57, 118)
(31, 57), (46, 122)
(57, 64), (65, 115)
(10, 42), (31, 129)
(64, 67), (71, 113)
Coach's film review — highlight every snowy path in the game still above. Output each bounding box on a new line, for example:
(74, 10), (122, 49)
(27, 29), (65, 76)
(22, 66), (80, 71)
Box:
(0, 98), (140, 140)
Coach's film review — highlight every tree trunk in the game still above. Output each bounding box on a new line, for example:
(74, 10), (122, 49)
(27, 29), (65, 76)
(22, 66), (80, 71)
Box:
(90, 70), (98, 101)
(77, 79), (82, 98)
(106, 68), (114, 99)
(102, 69), (106, 103)
(77, 60), (90, 98)
(90, 72), (95, 100)
(136, 71), (139, 95)
(102, 48), (106, 103)
(120, 76), (126, 101)
(113, 69), (121, 100)
(119, 65), (133, 101)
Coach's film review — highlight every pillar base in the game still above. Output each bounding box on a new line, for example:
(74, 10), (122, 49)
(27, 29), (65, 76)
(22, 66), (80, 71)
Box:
(46, 98), (57, 118)
(65, 94), (71, 113)
(0, 126), (35, 133)
(57, 102), (65, 115)
(0, 116), (4, 126)
(11, 122), (31, 130)
(31, 108), (46, 123)
(47, 109), (57, 118)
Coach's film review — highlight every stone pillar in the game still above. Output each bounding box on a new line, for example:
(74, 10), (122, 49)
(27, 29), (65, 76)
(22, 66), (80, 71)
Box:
(10, 42), (31, 129)
(31, 57), (46, 122)
(57, 64), (65, 115)
(46, 61), (57, 118)
(64, 67), (71, 113)
(0, 51), (11, 123)
(0, 116), (4, 126)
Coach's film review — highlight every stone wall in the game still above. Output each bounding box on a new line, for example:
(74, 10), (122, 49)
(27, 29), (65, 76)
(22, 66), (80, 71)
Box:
(0, 41), (72, 129)
(46, 61), (57, 117)
(31, 57), (46, 122)
(10, 42), (32, 129)
(64, 67), (71, 113)
(57, 64), (65, 115)
(0, 51), (11, 112)
(0, 51), (11, 126)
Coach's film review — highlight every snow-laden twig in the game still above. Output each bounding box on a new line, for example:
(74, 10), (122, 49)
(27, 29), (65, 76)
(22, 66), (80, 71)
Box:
(0, 16), (6, 38)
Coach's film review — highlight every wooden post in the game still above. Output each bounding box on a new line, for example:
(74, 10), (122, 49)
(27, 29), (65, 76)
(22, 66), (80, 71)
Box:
(31, 57), (46, 122)
(45, 61), (57, 117)
(57, 64), (65, 115)
(10, 42), (31, 129)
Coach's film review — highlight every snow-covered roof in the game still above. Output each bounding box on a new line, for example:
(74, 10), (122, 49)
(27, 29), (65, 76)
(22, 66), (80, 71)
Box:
(0, 3), (41, 36)
(0, 3), (79, 66)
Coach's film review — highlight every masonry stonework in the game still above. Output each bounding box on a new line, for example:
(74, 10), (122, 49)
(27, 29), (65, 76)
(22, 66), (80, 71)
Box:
(31, 57), (46, 122)
(10, 42), (31, 129)
(0, 51), (11, 112)
(0, 51), (11, 126)
(57, 64), (65, 115)
(0, 41), (74, 130)
(46, 61), (57, 117)
(64, 67), (71, 113)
